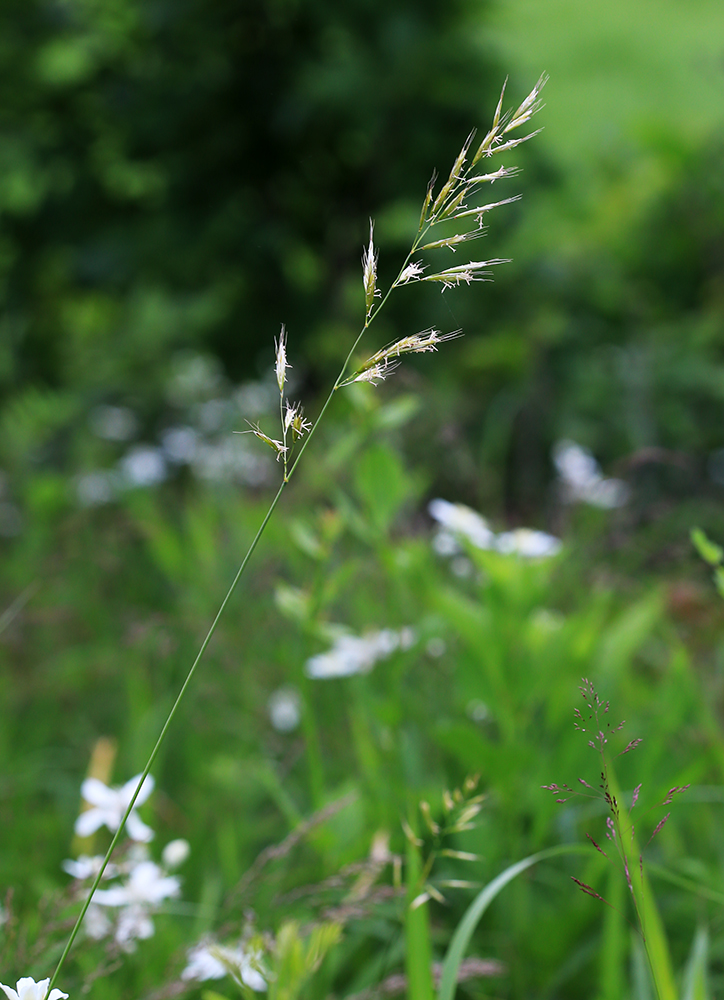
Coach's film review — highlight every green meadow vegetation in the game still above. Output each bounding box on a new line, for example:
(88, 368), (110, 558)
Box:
(3, 2), (724, 998)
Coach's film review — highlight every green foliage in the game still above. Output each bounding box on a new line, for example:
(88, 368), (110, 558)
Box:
(2, 407), (724, 996)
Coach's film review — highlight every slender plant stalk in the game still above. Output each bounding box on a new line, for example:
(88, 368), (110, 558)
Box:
(405, 821), (434, 1000)
(47, 74), (547, 994)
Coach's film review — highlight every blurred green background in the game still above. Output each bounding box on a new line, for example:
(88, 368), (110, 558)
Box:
(3, 1), (724, 997)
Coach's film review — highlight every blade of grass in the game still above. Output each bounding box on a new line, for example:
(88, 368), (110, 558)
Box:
(437, 844), (588, 1000)
(681, 925), (710, 1000)
(600, 861), (626, 1000)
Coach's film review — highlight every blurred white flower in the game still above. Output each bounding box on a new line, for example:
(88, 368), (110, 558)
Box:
(495, 528), (562, 558)
(91, 859), (180, 951)
(120, 446), (167, 487)
(553, 440), (629, 508)
(428, 499), (495, 551)
(161, 426), (199, 464)
(83, 903), (112, 941)
(89, 405), (138, 442)
(268, 686), (302, 732)
(92, 860), (180, 908)
(235, 381), (277, 417)
(0, 980), (67, 1000)
(62, 854), (117, 880)
(196, 398), (231, 433)
(182, 942), (228, 981)
(167, 353), (223, 406)
(76, 471), (117, 507)
(75, 773), (155, 842)
(162, 838), (191, 869)
(429, 497), (561, 560)
(306, 627), (416, 679)
(191, 438), (272, 487)
(425, 637), (446, 658)
(182, 941), (267, 991)
(114, 905), (155, 952)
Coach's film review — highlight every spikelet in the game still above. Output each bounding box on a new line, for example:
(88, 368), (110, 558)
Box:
(274, 325), (290, 394)
(361, 221), (380, 321)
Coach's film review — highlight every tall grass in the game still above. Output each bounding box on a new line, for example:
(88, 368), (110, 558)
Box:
(41, 76), (549, 997)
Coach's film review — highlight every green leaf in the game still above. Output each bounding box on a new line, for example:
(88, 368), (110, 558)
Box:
(691, 528), (724, 567)
(353, 442), (415, 535)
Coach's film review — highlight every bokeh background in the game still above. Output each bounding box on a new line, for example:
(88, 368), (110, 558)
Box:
(4, 1), (724, 997)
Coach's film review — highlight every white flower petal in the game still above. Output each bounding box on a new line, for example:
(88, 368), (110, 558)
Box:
(162, 839), (191, 869)
(80, 777), (117, 809)
(125, 812), (155, 843)
(120, 774), (155, 808)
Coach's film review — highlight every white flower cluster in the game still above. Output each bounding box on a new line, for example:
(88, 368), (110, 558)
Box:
(66, 774), (189, 952)
(182, 939), (267, 991)
(305, 626), (417, 679)
(428, 499), (562, 559)
(553, 440), (629, 509)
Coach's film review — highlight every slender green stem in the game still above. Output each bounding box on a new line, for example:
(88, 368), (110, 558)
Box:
(48, 477), (286, 993)
(48, 128), (496, 985)
(48, 224), (416, 994)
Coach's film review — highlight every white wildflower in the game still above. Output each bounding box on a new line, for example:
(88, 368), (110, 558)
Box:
(93, 860), (180, 908)
(306, 627), (416, 679)
(429, 498), (561, 559)
(91, 859), (180, 952)
(553, 440), (629, 508)
(114, 905), (155, 951)
(0, 980), (68, 1000)
(495, 528), (562, 558)
(75, 773), (155, 842)
(428, 499), (495, 551)
(84, 903), (113, 941)
(162, 839), (191, 869)
(62, 854), (117, 880)
(268, 686), (302, 732)
(119, 447), (167, 488)
(182, 941), (267, 991)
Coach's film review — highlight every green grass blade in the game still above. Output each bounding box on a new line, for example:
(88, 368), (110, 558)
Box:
(437, 844), (587, 1000)
(682, 925), (710, 1000)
